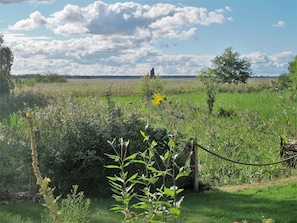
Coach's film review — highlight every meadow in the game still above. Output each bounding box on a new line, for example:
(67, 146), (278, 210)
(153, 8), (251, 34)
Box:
(0, 76), (296, 222)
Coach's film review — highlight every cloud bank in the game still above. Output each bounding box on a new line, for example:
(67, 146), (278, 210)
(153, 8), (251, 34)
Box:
(2, 1), (294, 76)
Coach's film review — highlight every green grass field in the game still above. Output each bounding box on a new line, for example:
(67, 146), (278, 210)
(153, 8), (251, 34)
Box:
(1, 77), (296, 223)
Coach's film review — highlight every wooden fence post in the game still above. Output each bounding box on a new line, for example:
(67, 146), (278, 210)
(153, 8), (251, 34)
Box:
(193, 138), (199, 192)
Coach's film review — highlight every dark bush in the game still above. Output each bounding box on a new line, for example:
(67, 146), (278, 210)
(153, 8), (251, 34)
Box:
(35, 96), (188, 197)
(278, 73), (292, 89)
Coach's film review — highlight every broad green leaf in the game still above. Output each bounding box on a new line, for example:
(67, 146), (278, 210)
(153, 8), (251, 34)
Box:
(112, 194), (123, 202)
(128, 173), (138, 182)
(151, 140), (157, 148)
(105, 154), (119, 160)
(133, 160), (145, 165)
(164, 187), (174, 197)
(125, 153), (138, 161)
(105, 165), (120, 169)
(106, 176), (117, 181)
(147, 166), (158, 172)
(149, 150), (154, 158)
(163, 150), (170, 161)
(168, 138), (175, 148)
(176, 188), (184, 195)
(110, 206), (124, 212)
(170, 207), (181, 217)
(176, 171), (190, 180)
(133, 203), (148, 209)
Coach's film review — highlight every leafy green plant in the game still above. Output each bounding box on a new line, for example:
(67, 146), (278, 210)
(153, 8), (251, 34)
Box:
(59, 185), (90, 223)
(106, 138), (138, 222)
(138, 75), (164, 102)
(106, 131), (190, 222)
(198, 69), (218, 114)
(0, 35), (14, 95)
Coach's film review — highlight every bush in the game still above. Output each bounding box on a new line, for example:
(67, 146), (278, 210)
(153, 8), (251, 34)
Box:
(137, 75), (164, 102)
(22, 73), (67, 85)
(0, 113), (32, 197)
(278, 73), (292, 89)
(32, 95), (188, 197)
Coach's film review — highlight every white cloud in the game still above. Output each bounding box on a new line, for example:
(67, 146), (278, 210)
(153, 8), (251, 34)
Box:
(9, 1), (231, 39)
(245, 51), (293, 76)
(272, 20), (285, 27)
(4, 30), (293, 76)
(9, 11), (47, 30)
(3, 2), (293, 77)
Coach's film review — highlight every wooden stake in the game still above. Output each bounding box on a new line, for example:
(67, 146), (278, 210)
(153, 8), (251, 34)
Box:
(193, 138), (199, 192)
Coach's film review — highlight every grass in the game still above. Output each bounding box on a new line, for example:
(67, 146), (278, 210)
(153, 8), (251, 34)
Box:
(15, 77), (275, 97)
(1, 77), (296, 222)
(0, 182), (296, 223)
(183, 183), (297, 223)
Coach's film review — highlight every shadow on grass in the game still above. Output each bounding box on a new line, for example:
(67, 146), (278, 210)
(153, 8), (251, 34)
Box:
(0, 202), (42, 223)
(0, 184), (296, 223)
(182, 186), (297, 223)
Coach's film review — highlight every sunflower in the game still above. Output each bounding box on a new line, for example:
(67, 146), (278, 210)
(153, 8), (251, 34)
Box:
(151, 93), (166, 105)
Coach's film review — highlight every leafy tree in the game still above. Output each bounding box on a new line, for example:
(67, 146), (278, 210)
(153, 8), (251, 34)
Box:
(278, 55), (297, 90)
(0, 35), (14, 95)
(210, 47), (252, 84)
(288, 55), (297, 90)
(198, 68), (217, 114)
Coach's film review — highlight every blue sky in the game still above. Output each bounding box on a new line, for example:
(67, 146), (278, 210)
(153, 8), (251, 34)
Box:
(0, 0), (296, 76)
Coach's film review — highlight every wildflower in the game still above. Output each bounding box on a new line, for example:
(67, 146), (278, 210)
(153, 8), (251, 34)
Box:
(151, 93), (166, 105)
(26, 110), (32, 118)
(45, 177), (51, 183)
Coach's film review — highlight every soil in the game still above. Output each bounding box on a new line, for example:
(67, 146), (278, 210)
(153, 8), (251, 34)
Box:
(219, 176), (297, 192)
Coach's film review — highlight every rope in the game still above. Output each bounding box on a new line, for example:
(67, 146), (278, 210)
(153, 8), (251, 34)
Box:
(196, 143), (297, 166)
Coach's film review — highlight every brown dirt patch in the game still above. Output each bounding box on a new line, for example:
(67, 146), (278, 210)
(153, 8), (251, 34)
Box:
(219, 177), (297, 192)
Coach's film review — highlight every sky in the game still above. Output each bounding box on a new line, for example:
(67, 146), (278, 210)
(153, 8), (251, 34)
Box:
(0, 0), (296, 76)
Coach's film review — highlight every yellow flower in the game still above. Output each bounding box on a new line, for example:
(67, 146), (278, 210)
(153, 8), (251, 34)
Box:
(151, 93), (166, 105)
(45, 177), (51, 183)
(26, 110), (32, 118)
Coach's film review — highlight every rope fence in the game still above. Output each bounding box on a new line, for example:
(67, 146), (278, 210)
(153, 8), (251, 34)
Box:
(196, 142), (297, 166)
(191, 138), (297, 192)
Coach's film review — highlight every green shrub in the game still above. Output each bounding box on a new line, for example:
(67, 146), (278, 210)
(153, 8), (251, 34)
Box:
(41, 185), (90, 223)
(30, 95), (188, 197)
(21, 72), (67, 86)
(0, 113), (31, 196)
(137, 75), (164, 102)
(278, 73), (292, 89)
(106, 133), (190, 222)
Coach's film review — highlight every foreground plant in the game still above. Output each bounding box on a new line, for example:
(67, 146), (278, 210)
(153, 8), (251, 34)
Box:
(106, 131), (190, 222)
(27, 110), (62, 223)
(27, 110), (90, 223)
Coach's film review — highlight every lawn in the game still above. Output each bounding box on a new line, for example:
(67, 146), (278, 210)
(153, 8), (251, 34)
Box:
(0, 181), (296, 223)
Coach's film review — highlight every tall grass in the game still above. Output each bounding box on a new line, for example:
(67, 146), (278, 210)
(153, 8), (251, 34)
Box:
(1, 77), (296, 197)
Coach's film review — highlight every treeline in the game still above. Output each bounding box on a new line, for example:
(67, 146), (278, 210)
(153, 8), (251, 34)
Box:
(16, 72), (67, 83)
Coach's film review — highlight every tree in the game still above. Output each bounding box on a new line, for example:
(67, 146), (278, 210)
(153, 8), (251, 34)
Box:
(288, 55), (297, 90)
(278, 55), (297, 90)
(198, 68), (217, 114)
(0, 34), (14, 95)
(210, 47), (252, 84)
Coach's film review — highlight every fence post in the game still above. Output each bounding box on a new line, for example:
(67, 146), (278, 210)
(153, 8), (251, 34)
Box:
(193, 138), (199, 192)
